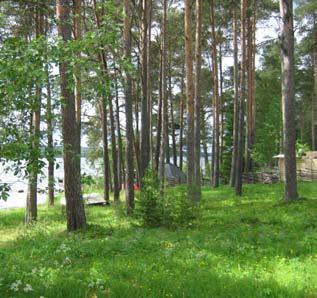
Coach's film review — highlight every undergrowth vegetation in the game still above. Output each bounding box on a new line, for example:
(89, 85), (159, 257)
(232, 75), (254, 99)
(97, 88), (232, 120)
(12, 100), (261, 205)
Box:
(136, 171), (198, 228)
(1, 183), (317, 297)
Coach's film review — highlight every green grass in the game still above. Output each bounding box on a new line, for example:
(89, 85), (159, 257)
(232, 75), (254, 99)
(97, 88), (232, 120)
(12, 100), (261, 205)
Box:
(1, 183), (317, 297)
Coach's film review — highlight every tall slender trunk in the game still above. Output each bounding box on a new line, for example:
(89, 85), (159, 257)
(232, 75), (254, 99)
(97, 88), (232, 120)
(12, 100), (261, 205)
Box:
(26, 86), (41, 223)
(219, 42), (224, 164)
(194, 0), (202, 200)
(147, 4), (153, 167)
(74, 0), (82, 169)
(202, 110), (210, 178)
(115, 70), (125, 189)
(179, 68), (185, 171)
(26, 4), (43, 224)
(57, 0), (86, 231)
(109, 94), (120, 202)
(159, 0), (168, 191)
(100, 100), (110, 203)
(279, 0), (298, 201)
(185, 0), (195, 199)
(313, 14), (317, 150)
(124, 0), (135, 213)
(210, 0), (220, 188)
(169, 60), (177, 167)
(46, 66), (54, 206)
(245, 1), (256, 172)
(230, 7), (239, 187)
(235, 0), (247, 196)
(134, 78), (141, 184)
(155, 42), (163, 172)
(93, 0), (118, 202)
(251, 0), (257, 156)
(140, 0), (150, 183)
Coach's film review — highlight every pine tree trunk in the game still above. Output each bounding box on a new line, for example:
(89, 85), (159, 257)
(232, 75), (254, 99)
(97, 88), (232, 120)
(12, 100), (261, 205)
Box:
(147, 3), (153, 168)
(25, 4), (43, 224)
(185, 0), (195, 199)
(140, 0), (150, 183)
(74, 0), (82, 174)
(251, 0), (256, 157)
(109, 94), (120, 202)
(219, 42), (224, 164)
(93, 1), (117, 202)
(210, 0), (220, 188)
(194, 0), (202, 200)
(230, 7), (239, 187)
(279, 0), (298, 201)
(235, 0), (247, 196)
(202, 110), (211, 178)
(100, 100), (110, 203)
(134, 78), (141, 185)
(155, 42), (163, 172)
(115, 70), (125, 189)
(124, 0), (135, 213)
(245, 1), (256, 172)
(179, 68), (185, 171)
(313, 14), (317, 150)
(169, 61), (177, 167)
(46, 66), (54, 206)
(57, 0), (86, 231)
(159, 0), (168, 191)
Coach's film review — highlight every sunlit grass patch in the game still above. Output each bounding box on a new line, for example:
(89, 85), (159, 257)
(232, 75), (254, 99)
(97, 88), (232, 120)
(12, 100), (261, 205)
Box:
(1, 182), (317, 297)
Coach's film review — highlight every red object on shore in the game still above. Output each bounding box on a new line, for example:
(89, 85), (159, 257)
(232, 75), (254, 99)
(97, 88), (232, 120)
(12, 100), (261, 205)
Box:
(134, 184), (140, 191)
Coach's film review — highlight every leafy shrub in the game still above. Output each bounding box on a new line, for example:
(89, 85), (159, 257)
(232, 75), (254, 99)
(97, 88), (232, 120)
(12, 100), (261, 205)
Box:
(163, 186), (198, 228)
(137, 171), (198, 228)
(296, 141), (310, 157)
(136, 170), (162, 227)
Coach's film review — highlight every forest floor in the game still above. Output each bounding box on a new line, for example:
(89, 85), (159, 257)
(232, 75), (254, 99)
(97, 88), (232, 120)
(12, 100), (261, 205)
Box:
(1, 183), (317, 297)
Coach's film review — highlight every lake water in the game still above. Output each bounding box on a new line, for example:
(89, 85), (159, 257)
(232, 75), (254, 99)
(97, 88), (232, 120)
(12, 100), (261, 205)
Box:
(0, 157), (98, 210)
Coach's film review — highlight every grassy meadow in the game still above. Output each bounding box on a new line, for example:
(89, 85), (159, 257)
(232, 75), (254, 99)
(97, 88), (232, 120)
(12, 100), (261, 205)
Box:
(1, 183), (317, 297)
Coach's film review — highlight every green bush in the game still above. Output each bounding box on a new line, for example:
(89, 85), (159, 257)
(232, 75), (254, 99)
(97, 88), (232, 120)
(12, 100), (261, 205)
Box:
(137, 171), (198, 228)
(136, 170), (162, 227)
(163, 186), (198, 228)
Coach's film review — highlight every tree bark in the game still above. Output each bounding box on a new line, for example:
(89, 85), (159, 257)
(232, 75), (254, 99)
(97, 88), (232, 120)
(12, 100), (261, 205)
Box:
(185, 0), (195, 199)
(159, 0), (168, 191)
(155, 39), (163, 172)
(230, 7), (239, 187)
(57, 0), (86, 231)
(114, 69), (125, 189)
(202, 109), (211, 178)
(219, 42), (224, 164)
(73, 0), (82, 173)
(46, 66), (54, 206)
(169, 60), (177, 167)
(313, 14), (317, 150)
(100, 99), (110, 203)
(194, 0), (202, 200)
(124, 0), (135, 213)
(245, 0), (256, 172)
(279, 0), (298, 201)
(26, 4), (43, 224)
(140, 0), (151, 183)
(210, 0), (220, 188)
(235, 0), (247, 196)
(179, 67), (185, 171)
(109, 94), (120, 202)
(92, 0), (117, 202)
(147, 3), (153, 167)
(133, 78), (141, 185)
